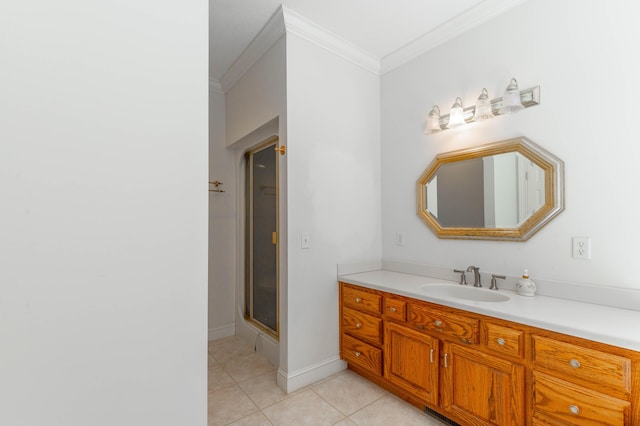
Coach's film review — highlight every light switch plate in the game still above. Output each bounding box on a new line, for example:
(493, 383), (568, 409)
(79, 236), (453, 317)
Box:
(301, 232), (310, 249)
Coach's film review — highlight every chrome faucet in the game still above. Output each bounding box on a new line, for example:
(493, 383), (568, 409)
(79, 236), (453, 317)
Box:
(466, 266), (481, 287)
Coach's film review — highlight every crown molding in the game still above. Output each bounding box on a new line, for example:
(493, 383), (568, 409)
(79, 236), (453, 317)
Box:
(218, 0), (529, 90)
(219, 7), (287, 92)
(219, 5), (380, 92)
(281, 6), (380, 75)
(381, 0), (529, 74)
(209, 78), (223, 94)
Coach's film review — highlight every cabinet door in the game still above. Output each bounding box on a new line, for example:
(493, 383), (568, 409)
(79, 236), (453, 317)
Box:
(442, 343), (524, 426)
(384, 322), (439, 405)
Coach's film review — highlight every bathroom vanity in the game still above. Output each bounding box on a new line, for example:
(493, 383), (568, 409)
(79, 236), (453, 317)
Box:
(339, 270), (640, 426)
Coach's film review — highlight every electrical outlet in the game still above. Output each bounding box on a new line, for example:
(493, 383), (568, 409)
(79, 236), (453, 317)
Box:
(572, 237), (591, 259)
(395, 232), (405, 246)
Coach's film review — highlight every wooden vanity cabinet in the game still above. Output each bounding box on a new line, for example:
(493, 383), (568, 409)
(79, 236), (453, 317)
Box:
(339, 282), (640, 426)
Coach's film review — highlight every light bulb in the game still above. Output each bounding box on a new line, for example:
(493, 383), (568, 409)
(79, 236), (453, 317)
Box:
(472, 88), (495, 121)
(499, 78), (524, 114)
(447, 97), (466, 129)
(425, 105), (442, 134)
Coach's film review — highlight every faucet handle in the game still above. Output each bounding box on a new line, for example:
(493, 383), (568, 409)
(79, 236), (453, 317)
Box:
(490, 274), (506, 290)
(453, 269), (467, 285)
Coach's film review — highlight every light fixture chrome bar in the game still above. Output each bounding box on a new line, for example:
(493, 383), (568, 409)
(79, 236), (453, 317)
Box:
(438, 85), (540, 128)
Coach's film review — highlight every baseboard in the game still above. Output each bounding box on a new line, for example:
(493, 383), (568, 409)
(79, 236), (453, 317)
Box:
(276, 356), (347, 393)
(208, 324), (235, 341)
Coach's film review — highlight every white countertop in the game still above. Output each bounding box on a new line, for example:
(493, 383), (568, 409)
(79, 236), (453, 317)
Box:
(339, 269), (640, 352)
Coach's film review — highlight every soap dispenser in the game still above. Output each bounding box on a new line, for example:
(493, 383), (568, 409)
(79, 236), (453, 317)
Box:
(516, 269), (536, 297)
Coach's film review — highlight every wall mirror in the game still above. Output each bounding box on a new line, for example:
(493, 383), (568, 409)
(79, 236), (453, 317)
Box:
(416, 137), (564, 241)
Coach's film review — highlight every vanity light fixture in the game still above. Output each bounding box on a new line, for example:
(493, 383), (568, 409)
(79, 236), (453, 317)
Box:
(446, 97), (466, 129)
(425, 105), (442, 134)
(499, 78), (525, 114)
(472, 88), (494, 122)
(424, 78), (540, 135)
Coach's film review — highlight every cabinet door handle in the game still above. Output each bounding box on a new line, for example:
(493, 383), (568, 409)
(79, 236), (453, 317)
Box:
(429, 349), (434, 363)
(355, 323), (362, 329)
(497, 337), (506, 346)
(389, 307), (397, 313)
(569, 405), (580, 415)
(355, 351), (361, 357)
(355, 297), (362, 303)
(444, 353), (449, 368)
(434, 320), (442, 327)
(570, 359), (581, 369)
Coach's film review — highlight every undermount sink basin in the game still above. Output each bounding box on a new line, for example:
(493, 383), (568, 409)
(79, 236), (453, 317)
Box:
(420, 284), (510, 302)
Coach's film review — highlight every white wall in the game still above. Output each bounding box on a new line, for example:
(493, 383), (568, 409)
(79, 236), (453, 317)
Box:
(225, 37), (287, 368)
(224, 27), (381, 390)
(209, 89), (236, 340)
(381, 0), (640, 289)
(285, 33), (382, 381)
(0, 2), (208, 425)
(226, 39), (288, 147)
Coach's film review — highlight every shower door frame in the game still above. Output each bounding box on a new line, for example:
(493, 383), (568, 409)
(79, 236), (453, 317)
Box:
(243, 136), (280, 340)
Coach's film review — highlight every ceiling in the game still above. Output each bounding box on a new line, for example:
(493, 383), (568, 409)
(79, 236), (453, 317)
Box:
(210, 0), (520, 82)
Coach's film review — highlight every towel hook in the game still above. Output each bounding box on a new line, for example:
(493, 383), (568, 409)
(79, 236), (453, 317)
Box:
(209, 181), (225, 193)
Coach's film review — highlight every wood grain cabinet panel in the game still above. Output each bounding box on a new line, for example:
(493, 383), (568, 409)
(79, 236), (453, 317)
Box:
(342, 334), (382, 376)
(383, 296), (406, 322)
(384, 321), (439, 405)
(533, 371), (630, 425)
(442, 342), (525, 426)
(533, 335), (631, 396)
(342, 285), (382, 315)
(409, 303), (479, 344)
(342, 307), (382, 346)
(484, 322), (524, 359)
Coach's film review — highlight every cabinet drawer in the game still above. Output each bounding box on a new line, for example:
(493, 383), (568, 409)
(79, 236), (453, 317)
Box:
(342, 307), (382, 345)
(383, 297), (406, 322)
(409, 304), (479, 344)
(342, 285), (382, 315)
(533, 372), (630, 426)
(342, 334), (382, 376)
(484, 322), (524, 358)
(533, 335), (631, 394)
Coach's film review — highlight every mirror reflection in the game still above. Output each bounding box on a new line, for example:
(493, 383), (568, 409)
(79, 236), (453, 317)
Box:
(425, 152), (544, 229)
(416, 137), (564, 241)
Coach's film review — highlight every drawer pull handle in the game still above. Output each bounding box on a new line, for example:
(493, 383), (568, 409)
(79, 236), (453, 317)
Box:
(444, 353), (449, 368)
(355, 351), (361, 357)
(569, 405), (580, 415)
(417, 325), (426, 330)
(355, 323), (362, 329)
(355, 297), (362, 303)
(434, 320), (442, 327)
(389, 307), (397, 313)
(497, 338), (505, 346)
(570, 359), (581, 369)
(429, 349), (434, 363)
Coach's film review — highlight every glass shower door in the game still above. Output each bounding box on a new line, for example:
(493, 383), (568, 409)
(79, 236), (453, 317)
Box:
(244, 139), (279, 338)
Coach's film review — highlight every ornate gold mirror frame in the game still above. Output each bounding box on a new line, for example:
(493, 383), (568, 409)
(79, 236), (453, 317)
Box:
(416, 137), (564, 241)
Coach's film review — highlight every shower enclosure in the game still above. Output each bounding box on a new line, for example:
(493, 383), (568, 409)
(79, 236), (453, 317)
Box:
(244, 138), (279, 338)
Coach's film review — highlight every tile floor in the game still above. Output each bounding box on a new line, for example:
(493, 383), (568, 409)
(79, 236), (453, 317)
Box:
(208, 336), (448, 426)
